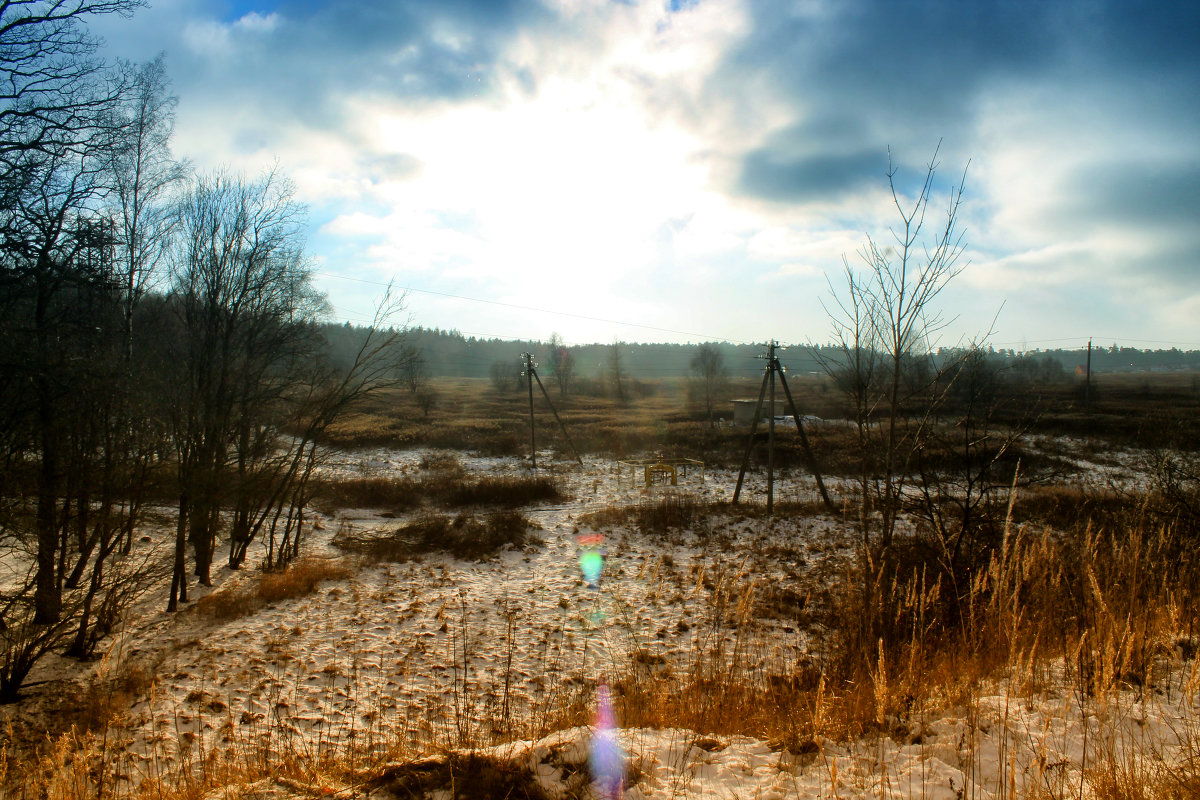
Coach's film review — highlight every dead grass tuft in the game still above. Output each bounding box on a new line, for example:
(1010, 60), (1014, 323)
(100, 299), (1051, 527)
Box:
(581, 494), (711, 536)
(310, 475), (424, 513)
(194, 557), (353, 621)
(334, 511), (541, 562)
(368, 753), (553, 800)
(312, 472), (565, 514)
(439, 475), (565, 508)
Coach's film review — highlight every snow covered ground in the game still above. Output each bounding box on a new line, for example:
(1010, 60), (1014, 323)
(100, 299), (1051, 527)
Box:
(4, 447), (1197, 799)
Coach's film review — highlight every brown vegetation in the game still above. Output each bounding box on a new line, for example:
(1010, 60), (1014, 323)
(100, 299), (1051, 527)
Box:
(332, 510), (540, 562)
(310, 469), (565, 514)
(191, 557), (354, 622)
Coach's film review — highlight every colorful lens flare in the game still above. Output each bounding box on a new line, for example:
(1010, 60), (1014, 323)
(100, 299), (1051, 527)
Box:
(577, 533), (606, 589)
(590, 682), (624, 799)
(579, 549), (604, 587)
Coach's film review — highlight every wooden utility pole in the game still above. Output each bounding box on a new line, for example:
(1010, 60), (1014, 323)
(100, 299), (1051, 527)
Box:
(767, 341), (777, 515)
(1085, 338), (1092, 413)
(522, 353), (584, 469)
(733, 342), (835, 515)
(524, 353), (537, 469)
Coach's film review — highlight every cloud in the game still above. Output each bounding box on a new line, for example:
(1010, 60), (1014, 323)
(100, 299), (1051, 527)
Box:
(88, 0), (1200, 345)
(235, 11), (279, 33)
(738, 146), (881, 203)
(1058, 161), (1200, 232)
(720, 0), (1199, 204)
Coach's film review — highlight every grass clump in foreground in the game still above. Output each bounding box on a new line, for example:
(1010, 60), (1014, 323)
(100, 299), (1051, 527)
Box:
(333, 510), (540, 562)
(6, 491), (1199, 799)
(581, 493), (711, 535)
(192, 557), (354, 621)
(611, 515), (1200, 798)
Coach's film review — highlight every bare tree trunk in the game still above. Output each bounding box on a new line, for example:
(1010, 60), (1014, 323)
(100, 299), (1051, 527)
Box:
(168, 493), (188, 612)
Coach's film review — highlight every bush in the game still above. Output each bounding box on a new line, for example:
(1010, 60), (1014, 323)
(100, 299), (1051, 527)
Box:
(194, 557), (353, 621)
(580, 494), (710, 535)
(311, 475), (423, 513)
(439, 476), (564, 508)
(333, 511), (540, 562)
(313, 471), (565, 513)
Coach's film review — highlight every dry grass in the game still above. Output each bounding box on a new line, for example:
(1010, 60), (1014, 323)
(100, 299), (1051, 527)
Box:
(6, 438), (1200, 798)
(4, 517), (1198, 799)
(192, 557), (353, 621)
(602, 515), (1200, 779)
(332, 510), (540, 562)
(580, 494), (712, 536)
(310, 471), (565, 515)
(439, 475), (564, 508)
(310, 475), (425, 512)
(321, 373), (1200, 470)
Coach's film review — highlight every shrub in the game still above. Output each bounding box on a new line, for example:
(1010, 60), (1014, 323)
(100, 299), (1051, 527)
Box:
(437, 475), (564, 508)
(194, 557), (353, 621)
(312, 472), (565, 514)
(333, 511), (540, 562)
(580, 494), (710, 535)
(258, 558), (354, 604)
(310, 475), (423, 513)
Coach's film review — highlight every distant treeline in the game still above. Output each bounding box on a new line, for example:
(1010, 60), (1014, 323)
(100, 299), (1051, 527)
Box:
(322, 324), (1200, 381)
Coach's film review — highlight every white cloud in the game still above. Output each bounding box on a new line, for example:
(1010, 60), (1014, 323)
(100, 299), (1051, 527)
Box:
(97, 0), (1200, 346)
(235, 11), (280, 34)
(182, 19), (233, 56)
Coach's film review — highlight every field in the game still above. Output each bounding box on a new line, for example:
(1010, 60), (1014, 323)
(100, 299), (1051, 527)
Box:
(2, 373), (1199, 799)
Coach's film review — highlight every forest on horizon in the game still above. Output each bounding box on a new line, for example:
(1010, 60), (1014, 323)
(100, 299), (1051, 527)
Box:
(329, 323), (1200, 381)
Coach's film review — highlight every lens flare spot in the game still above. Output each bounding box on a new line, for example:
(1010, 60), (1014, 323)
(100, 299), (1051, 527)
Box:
(590, 682), (624, 799)
(579, 549), (604, 587)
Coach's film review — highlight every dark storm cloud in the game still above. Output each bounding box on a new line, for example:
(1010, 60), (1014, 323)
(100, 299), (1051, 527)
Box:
(1061, 161), (1200, 231)
(727, 0), (1200, 204)
(738, 146), (880, 203)
(172, 0), (550, 131)
(1054, 160), (1200, 285)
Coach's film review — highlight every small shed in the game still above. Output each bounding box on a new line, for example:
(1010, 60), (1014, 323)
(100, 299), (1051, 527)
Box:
(731, 398), (796, 426)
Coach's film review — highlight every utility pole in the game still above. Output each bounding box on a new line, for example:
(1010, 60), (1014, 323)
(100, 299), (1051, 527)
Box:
(767, 341), (777, 515)
(522, 352), (584, 469)
(524, 353), (537, 469)
(733, 341), (835, 515)
(1085, 338), (1092, 413)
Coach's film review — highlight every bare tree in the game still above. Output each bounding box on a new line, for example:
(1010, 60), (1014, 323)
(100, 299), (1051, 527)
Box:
(910, 344), (1029, 602)
(608, 339), (628, 404)
(166, 167), (319, 603)
(0, 1), (144, 201)
(107, 52), (188, 360)
(690, 342), (729, 427)
(822, 142), (968, 561)
(229, 290), (411, 571)
(0, 1), (179, 694)
(400, 343), (436, 417)
(547, 332), (574, 396)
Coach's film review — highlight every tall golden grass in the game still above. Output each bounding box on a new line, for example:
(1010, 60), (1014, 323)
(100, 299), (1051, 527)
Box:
(2, 504), (1197, 798)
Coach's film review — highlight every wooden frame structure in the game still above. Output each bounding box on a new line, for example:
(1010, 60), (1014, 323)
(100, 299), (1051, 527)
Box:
(616, 457), (705, 489)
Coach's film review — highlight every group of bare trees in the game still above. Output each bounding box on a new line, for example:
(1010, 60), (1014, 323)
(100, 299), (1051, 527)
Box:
(0, 2), (403, 700)
(821, 144), (1030, 650)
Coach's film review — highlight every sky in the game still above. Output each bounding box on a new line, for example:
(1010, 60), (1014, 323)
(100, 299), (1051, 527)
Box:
(92, 0), (1200, 350)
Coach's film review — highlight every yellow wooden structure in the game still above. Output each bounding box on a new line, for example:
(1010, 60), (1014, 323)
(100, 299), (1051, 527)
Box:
(616, 457), (704, 489)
